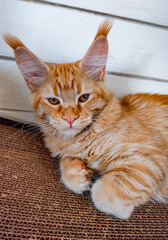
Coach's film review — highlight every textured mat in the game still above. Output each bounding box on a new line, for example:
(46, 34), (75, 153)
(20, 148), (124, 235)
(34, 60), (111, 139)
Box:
(0, 123), (168, 240)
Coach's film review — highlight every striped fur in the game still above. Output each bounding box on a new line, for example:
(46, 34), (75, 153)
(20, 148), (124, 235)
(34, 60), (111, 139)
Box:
(4, 20), (168, 219)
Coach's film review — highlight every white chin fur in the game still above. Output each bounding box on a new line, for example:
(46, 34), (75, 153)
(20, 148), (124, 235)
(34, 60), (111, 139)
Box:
(61, 128), (81, 137)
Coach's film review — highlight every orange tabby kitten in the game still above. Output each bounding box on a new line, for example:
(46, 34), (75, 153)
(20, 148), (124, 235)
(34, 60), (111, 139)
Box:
(4, 20), (168, 219)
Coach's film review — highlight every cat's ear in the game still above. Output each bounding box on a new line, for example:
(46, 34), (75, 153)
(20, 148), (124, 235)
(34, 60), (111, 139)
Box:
(80, 20), (112, 81)
(3, 35), (49, 91)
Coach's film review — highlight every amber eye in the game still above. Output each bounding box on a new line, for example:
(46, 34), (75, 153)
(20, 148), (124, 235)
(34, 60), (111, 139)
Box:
(48, 98), (60, 105)
(78, 94), (89, 103)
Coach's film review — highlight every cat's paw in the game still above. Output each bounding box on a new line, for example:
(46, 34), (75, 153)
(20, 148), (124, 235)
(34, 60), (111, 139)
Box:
(60, 157), (92, 194)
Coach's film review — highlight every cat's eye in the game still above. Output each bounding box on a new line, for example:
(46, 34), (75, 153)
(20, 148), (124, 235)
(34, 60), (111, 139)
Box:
(48, 98), (60, 105)
(78, 94), (89, 103)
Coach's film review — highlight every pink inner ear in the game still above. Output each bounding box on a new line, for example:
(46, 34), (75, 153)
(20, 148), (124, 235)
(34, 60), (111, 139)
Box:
(81, 36), (108, 80)
(15, 47), (48, 90)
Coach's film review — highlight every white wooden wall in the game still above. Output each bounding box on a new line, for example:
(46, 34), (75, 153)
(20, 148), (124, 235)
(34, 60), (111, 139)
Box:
(0, 0), (168, 123)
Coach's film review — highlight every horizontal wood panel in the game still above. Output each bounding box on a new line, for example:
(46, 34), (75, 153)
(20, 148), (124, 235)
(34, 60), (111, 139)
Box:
(0, 109), (35, 124)
(0, 0), (168, 80)
(0, 60), (32, 111)
(1, 74), (168, 124)
(0, 59), (168, 117)
(45, 0), (168, 27)
(105, 74), (168, 96)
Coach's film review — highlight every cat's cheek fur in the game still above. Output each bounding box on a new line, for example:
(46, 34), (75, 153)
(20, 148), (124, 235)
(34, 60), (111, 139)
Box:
(72, 115), (92, 129)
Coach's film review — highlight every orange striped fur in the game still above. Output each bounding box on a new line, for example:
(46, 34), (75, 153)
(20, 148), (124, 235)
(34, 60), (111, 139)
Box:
(4, 20), (168, 219)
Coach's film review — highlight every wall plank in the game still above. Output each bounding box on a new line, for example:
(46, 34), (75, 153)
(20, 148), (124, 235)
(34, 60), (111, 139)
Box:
(45, 0), (168, 27)
(1, 74), (168, 123)
(0, 59), (168, 118)
(0, 109), (35, 124)
(0, 0), (168, 122)
(105, 74), (168, 96)
(0, 0), (168, 80)
(0, 60), (32, 111)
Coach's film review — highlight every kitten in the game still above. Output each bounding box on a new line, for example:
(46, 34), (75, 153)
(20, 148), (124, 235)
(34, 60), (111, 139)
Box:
(4, 20), (168, 219)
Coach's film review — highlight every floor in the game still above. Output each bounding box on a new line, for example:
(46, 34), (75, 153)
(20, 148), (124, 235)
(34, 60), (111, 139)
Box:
(0, 123), (168, 239)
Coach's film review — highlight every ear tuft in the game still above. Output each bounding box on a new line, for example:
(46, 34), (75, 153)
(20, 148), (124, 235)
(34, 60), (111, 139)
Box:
(94, 19), (113, 41)
(81, 19), (113, 81)
(3, 34), (26, 50)
(3, 34), (49, 91)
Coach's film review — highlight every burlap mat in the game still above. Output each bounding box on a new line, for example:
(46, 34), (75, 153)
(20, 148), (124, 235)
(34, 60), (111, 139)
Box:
(0, 123), (168, 239)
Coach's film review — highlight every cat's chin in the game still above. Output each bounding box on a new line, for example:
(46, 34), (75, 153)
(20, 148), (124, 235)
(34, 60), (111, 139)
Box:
(60, 127), (81, 137)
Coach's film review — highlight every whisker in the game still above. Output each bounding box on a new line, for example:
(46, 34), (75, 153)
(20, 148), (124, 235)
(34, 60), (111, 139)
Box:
(6, 116), (55, 157)
(22, 128), (42, 145)
(6, 118), (43, 155)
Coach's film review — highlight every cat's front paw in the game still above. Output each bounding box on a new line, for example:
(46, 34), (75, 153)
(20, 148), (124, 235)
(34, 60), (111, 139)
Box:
(60, 157), (92, 194)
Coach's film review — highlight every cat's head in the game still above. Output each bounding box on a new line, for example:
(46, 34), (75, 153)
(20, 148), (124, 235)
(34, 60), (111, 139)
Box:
(4, 20), (112, 137)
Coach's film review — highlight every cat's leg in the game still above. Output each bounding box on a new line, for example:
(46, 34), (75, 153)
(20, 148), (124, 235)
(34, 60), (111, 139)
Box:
(91, 169), (154, 219)
(60, 157), (93, 194)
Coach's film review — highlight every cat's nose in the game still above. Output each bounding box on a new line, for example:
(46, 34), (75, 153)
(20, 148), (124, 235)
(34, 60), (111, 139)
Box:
(64, 116), (78, 126)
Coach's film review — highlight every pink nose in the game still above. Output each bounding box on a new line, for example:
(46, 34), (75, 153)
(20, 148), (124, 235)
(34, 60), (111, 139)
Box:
(64, 116), (78, 125)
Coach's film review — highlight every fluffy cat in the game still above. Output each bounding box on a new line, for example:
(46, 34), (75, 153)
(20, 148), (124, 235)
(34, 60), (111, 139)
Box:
(4, 20), (168, 219)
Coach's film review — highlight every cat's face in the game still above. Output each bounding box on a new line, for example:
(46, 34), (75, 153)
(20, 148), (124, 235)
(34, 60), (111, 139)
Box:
(32, 62), (109, 137)
(4, 20), (112, 137)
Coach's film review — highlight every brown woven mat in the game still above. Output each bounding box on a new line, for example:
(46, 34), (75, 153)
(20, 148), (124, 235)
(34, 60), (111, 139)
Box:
(0, 123), (168, 240)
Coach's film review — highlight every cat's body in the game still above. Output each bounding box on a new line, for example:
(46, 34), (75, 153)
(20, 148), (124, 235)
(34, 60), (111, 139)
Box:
(4, 20), (168, 219)
(43, 91), (168, 218)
